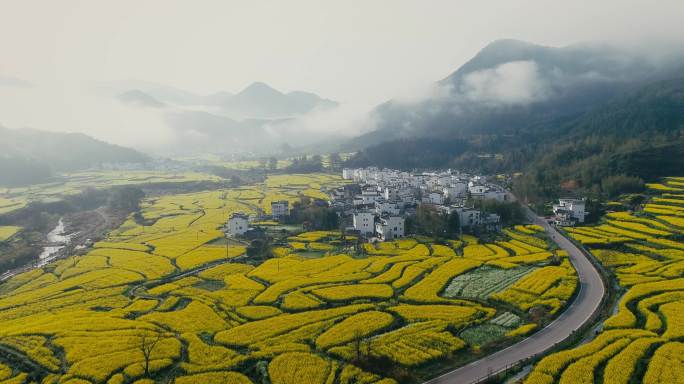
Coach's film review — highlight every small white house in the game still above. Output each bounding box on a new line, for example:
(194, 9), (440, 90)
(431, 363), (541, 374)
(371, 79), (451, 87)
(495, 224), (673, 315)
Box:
(468, 184), (488, 195)
(353, 211), (376, 236)
(553, 199), (586, 225)
(442, 183), (467, 199)
(383, 186), (400, 201)
(227, 213), (250, 236)
(375, 200), (402, 216)
(360, 189), (382, 205)
(271, 200), (289, 220)
(375, 216), (405, 241)
(422, 191), (445, 205)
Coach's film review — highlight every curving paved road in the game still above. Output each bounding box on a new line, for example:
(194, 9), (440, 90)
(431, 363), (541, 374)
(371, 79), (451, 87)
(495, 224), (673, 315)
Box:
(425, 205), (606, 384)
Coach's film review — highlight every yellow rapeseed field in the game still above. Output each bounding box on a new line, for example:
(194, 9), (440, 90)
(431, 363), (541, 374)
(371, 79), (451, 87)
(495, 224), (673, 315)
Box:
(526, 177), (684, 383)
(0, 173), (574, 384)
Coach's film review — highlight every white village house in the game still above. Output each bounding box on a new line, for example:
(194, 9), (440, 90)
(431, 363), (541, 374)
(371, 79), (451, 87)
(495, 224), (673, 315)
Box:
(227, 213), (250, 236)
(353, 211), (376, 236)
(375, 215), (405, 241)
(553, 198), (587, 226)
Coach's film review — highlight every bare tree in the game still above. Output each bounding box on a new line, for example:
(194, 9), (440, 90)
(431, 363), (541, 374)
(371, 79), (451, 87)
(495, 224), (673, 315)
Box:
(352, 329), (363, 362)
(140, 333), (163, 377)
(363, 337), (373, 360)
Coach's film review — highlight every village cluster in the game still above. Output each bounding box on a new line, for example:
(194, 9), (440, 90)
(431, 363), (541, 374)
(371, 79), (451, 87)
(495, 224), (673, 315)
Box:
(331, 167), (510, 241)
(225, 168), (588, 241)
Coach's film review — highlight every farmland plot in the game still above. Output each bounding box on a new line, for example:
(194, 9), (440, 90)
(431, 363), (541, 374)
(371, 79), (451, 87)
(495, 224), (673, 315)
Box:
(0, 173), (574, 384)
(525, 177), (684, 384)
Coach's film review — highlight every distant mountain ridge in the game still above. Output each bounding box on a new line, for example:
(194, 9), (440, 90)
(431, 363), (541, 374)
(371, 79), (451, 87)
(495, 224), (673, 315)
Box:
(109, 80), (338, 120)
(0, 126), (149, 186)
(104, 80), (339, 153)
(207, 81), (338, 119)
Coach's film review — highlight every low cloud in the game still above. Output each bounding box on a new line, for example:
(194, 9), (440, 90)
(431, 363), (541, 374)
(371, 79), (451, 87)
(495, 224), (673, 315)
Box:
(460, 60), (550, 105)
(0, 75), (33, 88)
(0, 82), (175, 153)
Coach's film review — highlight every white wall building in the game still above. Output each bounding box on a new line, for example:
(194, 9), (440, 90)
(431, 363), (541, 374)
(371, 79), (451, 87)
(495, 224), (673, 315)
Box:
(375, 216), (405, 241)
(227, 213), (250, 236)
(353, 211), (376, 236)
(469, 184), (487, 195)
(442, 183), (467, 199)
(553, 199), (586, 225)
(375, 200), (402, 216)
(422, 191), (445, 205)
(360, 189), (382, 205)
(271, 200), (289, 220)
(383, 186), (400, 201)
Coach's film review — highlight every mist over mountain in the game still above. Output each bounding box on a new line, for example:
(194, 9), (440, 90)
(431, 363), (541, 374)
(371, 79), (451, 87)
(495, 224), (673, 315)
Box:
(0, 126), (149, 186)
(346, 39), (684, 197)
(96, 80), (341, 154)
(208, 81), (338, 119)
(0, 75), (32, 88)
(352, 39), (684, 147)
(108, 80), (338, 119)
(118, 90), (166, 108)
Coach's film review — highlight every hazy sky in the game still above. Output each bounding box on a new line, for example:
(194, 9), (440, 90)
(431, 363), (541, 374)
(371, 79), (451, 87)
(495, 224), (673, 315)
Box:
(1, 0), (683, 148)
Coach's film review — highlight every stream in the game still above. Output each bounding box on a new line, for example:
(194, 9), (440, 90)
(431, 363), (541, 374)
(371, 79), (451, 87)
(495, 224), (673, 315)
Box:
(37, 218), (77, 267)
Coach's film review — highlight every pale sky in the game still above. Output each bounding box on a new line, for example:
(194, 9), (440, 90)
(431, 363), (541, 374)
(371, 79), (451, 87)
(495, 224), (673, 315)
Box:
(0, 0), (683, 148)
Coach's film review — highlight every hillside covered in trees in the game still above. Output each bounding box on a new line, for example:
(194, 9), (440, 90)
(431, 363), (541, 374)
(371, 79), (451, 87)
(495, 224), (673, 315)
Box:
(345, 40), (684, 200)
(0, 126), (149, 186)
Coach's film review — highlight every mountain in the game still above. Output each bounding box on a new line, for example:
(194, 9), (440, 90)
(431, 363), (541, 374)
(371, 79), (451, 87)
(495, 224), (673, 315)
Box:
(103, 80), (339, 153)
(118, 90), (166, 108)
(0, 126), (149, 186)
(163, 108), (348, 155)
(208, 81), (338, 119)
(109, 80), (338, 119)
(346, 39), (684, 199)
(101, 80), (204, 105)
(203, 91), (235, 105)
(351, 39), (678, 148)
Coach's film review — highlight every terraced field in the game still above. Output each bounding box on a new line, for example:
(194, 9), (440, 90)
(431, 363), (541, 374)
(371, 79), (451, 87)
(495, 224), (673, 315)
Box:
(0, 174), (575, 384)
(0, 171), (222, 216)
(525, 176), (684, 384)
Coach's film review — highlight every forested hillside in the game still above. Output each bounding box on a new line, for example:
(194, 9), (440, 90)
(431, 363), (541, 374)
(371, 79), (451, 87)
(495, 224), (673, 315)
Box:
(0, 126), (149, 186)
(345, 40), (684, 200)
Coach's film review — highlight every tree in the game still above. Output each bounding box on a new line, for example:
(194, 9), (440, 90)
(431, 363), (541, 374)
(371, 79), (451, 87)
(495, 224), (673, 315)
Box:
(352, 329), (364, 362)
(446, 212), (461, 238)
(247, 238), (272, 260)
(268, 157), (278, 171)
(107, 186), (145, 213)
(474, 199), (524, 226)
(328, 153), (343, 170)
(286, 197), (339, 230)
(140, 333), (163, 377)
(601, 174), (644, 197)
(411, 204), (448, 238)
